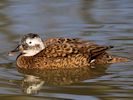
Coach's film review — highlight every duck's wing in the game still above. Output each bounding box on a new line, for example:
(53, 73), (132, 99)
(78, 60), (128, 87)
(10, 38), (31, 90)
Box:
(37, 43), (88, 58)
(39, 39), (113, 60)
(87, 45), (113, 60)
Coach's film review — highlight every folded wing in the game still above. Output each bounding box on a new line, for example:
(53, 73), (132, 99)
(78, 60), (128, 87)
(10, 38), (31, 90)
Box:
(37, 38), (113, 61)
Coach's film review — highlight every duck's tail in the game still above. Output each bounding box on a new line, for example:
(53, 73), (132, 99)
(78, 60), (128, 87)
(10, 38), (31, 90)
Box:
(108, 56), (129, 63)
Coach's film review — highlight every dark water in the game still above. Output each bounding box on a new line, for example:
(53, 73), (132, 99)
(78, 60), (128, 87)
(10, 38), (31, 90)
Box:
(0, 0), (133, 100)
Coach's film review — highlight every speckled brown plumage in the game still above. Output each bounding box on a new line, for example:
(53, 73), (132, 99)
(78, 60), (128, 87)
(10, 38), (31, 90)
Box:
(16, 37), (128, 70)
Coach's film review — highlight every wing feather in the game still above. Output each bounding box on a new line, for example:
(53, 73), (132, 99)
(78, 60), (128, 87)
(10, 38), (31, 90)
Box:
(36, 38), (113, 59)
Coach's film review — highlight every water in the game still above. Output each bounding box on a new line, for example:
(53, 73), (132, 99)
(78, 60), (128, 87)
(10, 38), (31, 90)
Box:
(0, 0), (133, 100)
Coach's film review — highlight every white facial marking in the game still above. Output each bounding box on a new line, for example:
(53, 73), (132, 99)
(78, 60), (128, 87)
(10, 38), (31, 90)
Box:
(22, 37), (45, 56)
(25, 37), (43, 46)
(23, 50), (41, 56)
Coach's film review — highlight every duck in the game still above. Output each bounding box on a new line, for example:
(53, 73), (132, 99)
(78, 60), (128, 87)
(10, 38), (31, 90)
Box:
(8, 33), (128, 70)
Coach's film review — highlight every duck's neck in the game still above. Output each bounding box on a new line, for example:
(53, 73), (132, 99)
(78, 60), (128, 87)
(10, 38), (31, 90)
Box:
(23, 50), (42, 56)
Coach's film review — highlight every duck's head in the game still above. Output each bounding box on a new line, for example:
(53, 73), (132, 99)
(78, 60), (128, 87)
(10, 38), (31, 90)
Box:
(9, 33), (45, 56)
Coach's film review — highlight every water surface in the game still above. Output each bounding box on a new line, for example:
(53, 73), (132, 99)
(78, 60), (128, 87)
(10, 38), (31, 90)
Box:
(0, 0), (133, 100)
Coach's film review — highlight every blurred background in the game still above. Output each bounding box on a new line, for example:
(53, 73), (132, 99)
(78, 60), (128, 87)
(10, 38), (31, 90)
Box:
(0, 0), (133, 100)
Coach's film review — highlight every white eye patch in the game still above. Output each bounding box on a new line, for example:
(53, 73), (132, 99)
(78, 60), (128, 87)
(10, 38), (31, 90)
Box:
(22, 37), (45, 56)
(26, 38), (42, 46)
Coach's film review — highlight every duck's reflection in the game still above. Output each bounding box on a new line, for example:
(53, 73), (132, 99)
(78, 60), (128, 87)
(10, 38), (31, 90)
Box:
(21, 75), (44, 94)
(17, 65), (108, 94)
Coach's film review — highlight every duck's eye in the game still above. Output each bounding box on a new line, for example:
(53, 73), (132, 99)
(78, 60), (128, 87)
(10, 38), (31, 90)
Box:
(29, 42), (32, 44)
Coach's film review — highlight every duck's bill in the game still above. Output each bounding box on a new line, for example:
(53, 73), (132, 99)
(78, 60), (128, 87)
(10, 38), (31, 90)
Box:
(8, 45), (20, 56)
